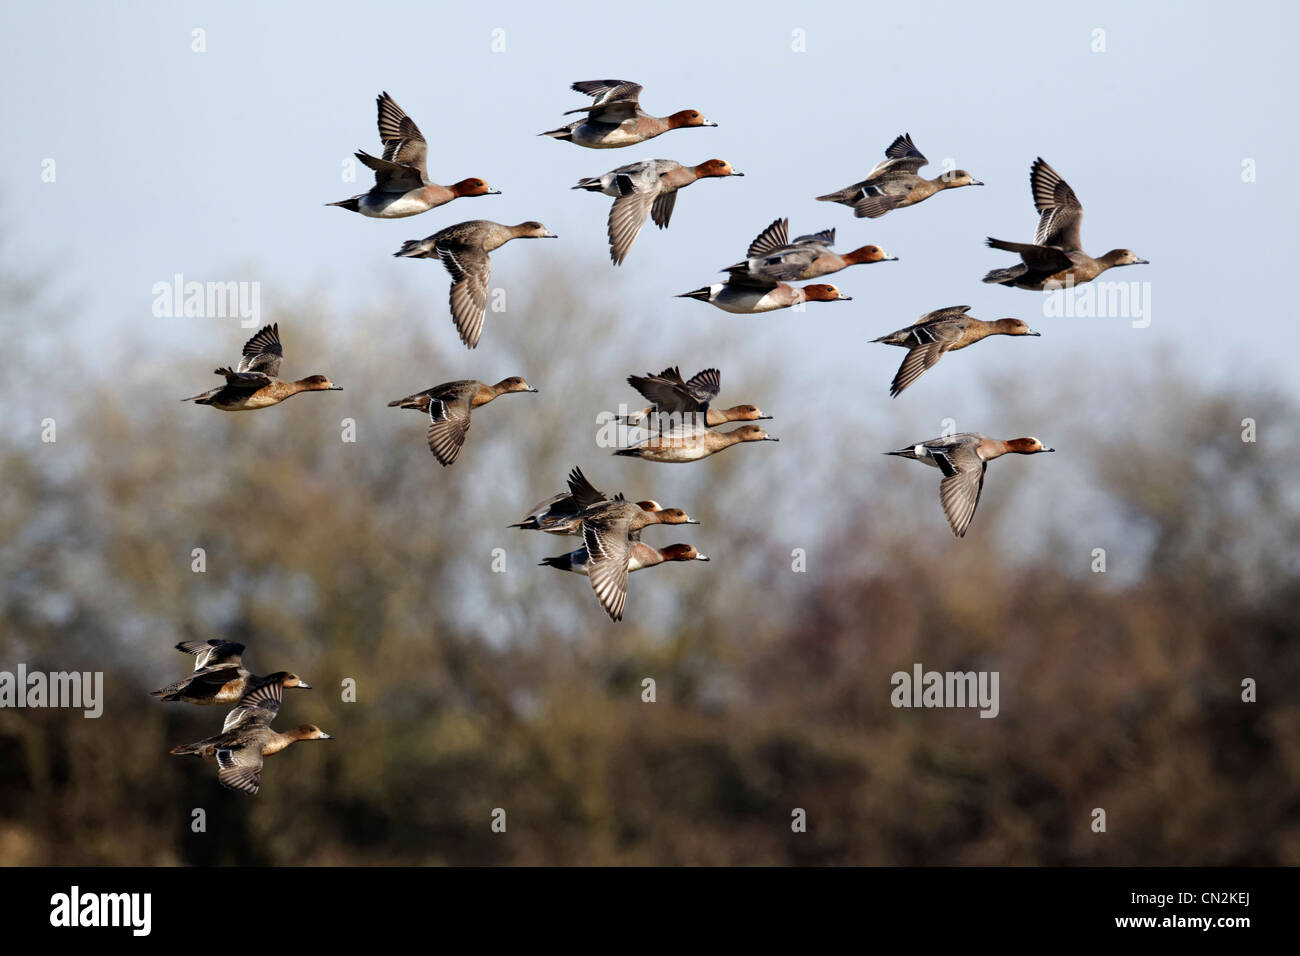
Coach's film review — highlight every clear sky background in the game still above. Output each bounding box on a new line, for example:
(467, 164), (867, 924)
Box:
(2, 0), (1296, 440)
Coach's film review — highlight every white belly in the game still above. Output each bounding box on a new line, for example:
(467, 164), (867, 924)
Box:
(360, 191), (434, 218)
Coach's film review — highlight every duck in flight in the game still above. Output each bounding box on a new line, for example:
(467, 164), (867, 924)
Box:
(983, 158), (1148, 289)
(574, 158), (742, 265)
(394, 220), (556, 348)
(169, 679), (332, 795)
(387, 377), (537, 466)
(872, 306), (1040, 397)
(816, 133), (982, 218)
(540, 80), (717, 148)
(328, 92), (500, 218)
(181, 324), (342, 411)
(885, 433), (1054, 537)
(724, 217), (896, 283)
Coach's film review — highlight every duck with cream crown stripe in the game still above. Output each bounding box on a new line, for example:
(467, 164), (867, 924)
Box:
(541, 79), (718, 148)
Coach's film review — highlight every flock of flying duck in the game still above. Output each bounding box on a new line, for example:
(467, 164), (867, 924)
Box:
(178, 79), (1149, 641)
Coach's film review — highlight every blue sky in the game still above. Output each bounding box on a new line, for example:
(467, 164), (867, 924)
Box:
(2, 0), (1295, 414)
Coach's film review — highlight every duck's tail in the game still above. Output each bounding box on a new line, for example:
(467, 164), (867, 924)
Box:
(393, 238), (437, 258)
(386, 393), (431, 411)
(615, 408), (652, 428)
(169, 741), (203, 756)
(326, 196), (361, 212)
(985, 237), (1037, 254)
(883, 447), (921, 461)
(538, 553), (575, 571)
(572, 176), (604, 191)
(871, 330), (910, 346)
(676, 286), (712, 302)
(815, 187), (859, 205)
(611, 448), (641, 458)
(149, 681), (183, 700)
(539, 124), (575, 141)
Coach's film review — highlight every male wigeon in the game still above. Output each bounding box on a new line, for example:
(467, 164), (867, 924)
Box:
(540, 80), (717, 148)
(983, 158), (1148, 289)
(387, 377), (537, 466)
(678, 279), (850, 314)
(181, 324), (342, 410)
(544, 467), (699, 620)
(574, 158), (742, 265)
(170, 679), (332, 796)
(617, 366), (769, 428)
(614, 423), (779, 463)
(679, 219), (856, 312)
(816, 133), (982, 218)
(394, 220), (556, 348)
(540, 542), (709, 574)
(509, 466), (663, 536)
(328, 92), (500, 218)
(886, 433), (1054, 537)
(726, 218), (896, 282)
(150, 640), (312, 707)
(872, 306), (1040, 397)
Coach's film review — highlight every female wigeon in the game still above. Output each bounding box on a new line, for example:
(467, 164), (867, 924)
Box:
(817, 133), (982, 218)
(170, 679), (331, 795)
(618, 366), (769, 428)
(328, 92), (500, 218)
(540, 541), (709, 575)
(509, 466), (662, 536)
(181, 323), (342, 410)
(574, 158), (743, 265)
(872, 306), (1040, 397)
(885, 433), (1054, 537)
(387, 377), (537, 466)
(983, 158), (1148, 289)
(394, 220), (556, 348)
(678, 279), (850, 314)
(151, 640), (312, 707)
(614, 423), (778, 463)
(541, 80), (717, 148)
(726, 218), (896, 282)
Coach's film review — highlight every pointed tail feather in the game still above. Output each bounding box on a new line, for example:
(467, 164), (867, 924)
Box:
(393, 238), (436, 258)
